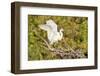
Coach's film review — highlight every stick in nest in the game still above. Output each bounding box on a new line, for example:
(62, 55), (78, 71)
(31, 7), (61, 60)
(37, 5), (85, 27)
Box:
(32, 30), (86, 59)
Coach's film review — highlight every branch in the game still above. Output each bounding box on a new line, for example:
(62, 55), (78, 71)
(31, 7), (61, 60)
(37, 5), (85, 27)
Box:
(32, 30), (86, 59)
(32, 30), (53, 51)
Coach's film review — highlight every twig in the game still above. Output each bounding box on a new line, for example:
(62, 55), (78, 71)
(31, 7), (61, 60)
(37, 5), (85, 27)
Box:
(32, 30), (86, 59)
(32, 30), (53, 51)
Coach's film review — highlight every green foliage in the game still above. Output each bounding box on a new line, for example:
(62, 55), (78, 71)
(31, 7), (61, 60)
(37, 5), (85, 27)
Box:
(28, 15), (88, 60)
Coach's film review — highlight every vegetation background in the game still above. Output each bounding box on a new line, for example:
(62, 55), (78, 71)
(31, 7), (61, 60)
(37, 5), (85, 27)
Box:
(28, 15), (88, 60)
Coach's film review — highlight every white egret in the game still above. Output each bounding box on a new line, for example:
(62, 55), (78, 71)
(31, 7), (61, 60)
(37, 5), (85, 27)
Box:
(39, 19), (64, 45)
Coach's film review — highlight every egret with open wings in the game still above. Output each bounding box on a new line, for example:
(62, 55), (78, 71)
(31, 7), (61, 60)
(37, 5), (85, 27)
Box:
(39, 19), (64, 45)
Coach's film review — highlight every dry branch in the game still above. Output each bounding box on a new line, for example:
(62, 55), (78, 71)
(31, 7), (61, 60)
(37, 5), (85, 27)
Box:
(33, 30), (86, 59)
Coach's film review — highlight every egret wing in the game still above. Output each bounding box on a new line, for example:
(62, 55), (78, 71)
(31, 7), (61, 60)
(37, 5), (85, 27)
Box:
(46, 20), (58, 32)
(39, 24), (52, 32)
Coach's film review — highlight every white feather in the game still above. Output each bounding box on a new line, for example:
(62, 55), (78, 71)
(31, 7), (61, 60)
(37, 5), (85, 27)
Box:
(46, 20), (58, 32)
(39, 19), (64, 45)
